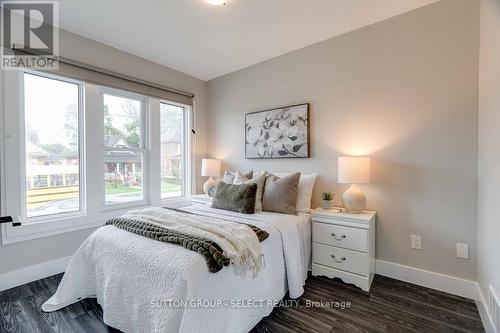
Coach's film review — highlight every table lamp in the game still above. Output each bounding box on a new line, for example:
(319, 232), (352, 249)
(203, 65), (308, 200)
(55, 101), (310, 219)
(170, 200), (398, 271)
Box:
(201, 158), (221, 195)
(338, 156), (370, 213)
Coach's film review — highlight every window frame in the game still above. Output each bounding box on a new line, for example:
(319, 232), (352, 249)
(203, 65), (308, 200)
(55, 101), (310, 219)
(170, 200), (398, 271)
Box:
(100, 87), (150, 210)
(159, 101), (191, 201)
(0, 70), (193, 245)
(20, 70), (87, 223)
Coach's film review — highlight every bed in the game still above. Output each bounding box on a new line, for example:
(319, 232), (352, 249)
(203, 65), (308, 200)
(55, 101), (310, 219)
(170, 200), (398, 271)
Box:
(42, 203), (311, 333)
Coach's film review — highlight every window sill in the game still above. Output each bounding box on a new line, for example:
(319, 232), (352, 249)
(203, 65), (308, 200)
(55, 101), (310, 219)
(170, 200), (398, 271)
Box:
(1, 199), (194, 245)
(1, 216), (102, 245)
(101, 199), (150, 212)
(2, 203), (151, 245)
(161, 196), (192, 208)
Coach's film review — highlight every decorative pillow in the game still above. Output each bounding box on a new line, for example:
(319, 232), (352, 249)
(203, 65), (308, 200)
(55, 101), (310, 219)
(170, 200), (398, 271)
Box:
(262, 172), (301, 215)
(275, 173), (317, 213)
(222, 170), (253, 184)
(211, 182), (257, 214)
(233, 171), (267, 212)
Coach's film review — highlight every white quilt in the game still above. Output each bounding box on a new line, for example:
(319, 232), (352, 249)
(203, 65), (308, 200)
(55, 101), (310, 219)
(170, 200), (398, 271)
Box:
(42, 204), (311, 333)
(122, 207), (265, 274)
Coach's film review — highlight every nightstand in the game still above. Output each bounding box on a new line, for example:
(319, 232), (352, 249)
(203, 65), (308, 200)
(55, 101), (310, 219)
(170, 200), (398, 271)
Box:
(311, 208), (376, 292)
(190, 194), (213, 205)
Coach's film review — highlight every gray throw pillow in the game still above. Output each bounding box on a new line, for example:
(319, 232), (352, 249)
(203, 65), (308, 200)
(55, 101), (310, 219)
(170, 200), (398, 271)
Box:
(222, 170), (253, 184)
(211, 182), (257, 214)
(262, 172), (301, 215)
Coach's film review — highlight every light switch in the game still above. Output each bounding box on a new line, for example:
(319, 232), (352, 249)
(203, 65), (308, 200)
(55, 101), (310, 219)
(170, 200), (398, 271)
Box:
(456, 243), (469, 259)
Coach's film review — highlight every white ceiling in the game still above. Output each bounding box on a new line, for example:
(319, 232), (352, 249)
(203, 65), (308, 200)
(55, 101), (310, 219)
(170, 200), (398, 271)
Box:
(56, 0), (439, 81)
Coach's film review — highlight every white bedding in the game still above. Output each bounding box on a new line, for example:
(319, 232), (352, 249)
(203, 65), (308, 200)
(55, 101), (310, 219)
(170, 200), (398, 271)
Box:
(42, 204), (311, 333)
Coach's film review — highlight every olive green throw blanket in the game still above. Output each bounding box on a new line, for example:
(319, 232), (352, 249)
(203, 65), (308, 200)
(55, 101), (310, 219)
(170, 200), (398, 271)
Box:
(105, 208), (269, 273)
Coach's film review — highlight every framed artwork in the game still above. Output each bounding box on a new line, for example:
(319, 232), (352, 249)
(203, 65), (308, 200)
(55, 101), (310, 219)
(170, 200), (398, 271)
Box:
(245, 103), (310, 159)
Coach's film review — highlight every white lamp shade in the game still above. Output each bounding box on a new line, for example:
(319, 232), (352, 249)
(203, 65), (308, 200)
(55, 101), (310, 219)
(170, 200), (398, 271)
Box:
(338, 156), (370, 184)
(201, 159), (221, 177)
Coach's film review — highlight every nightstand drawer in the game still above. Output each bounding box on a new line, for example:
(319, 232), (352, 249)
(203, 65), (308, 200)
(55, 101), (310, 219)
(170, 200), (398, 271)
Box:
(312, 222), (367, 252)
(312, 243), (368, 276)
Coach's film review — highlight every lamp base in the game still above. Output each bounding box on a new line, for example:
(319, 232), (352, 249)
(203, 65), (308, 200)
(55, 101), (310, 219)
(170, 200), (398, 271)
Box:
(203, 177), (218, 195)
(342, 184), (366, 214)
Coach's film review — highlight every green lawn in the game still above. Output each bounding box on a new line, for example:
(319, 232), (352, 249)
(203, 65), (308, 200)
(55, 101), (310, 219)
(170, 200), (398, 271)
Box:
(161, 182), (181, 193)
(104, 182), (181, 199)
(105, 183), (141, 195)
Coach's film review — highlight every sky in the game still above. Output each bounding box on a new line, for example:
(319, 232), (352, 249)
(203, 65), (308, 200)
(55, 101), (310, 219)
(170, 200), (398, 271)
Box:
(24, 73), (184, 148)
(24, 72), (78, 145)
(103, 93), (141, 134)
(24, 73), (142, 147)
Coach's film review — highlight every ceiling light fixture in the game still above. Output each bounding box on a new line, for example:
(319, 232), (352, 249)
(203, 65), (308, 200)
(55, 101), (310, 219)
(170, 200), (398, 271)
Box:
(207, 0), (229, 6)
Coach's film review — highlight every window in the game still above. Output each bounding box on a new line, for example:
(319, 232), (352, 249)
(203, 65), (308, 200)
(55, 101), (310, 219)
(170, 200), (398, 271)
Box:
(2, 69), (192, 243)
(160, 103), (186, 199)
(102, 91), (146, 205)
(23, 72), (82, 218)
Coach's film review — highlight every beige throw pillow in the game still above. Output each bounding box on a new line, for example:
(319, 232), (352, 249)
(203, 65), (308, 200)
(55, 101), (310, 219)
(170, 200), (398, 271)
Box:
(233, 171), (267, 212)
(262, 172), (301, 215)
(275, 173), (317, 213)
(222, 170), (253, 184)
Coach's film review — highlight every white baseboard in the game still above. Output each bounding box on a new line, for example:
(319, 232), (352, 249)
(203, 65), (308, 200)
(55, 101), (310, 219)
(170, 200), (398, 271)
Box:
(377, 259), (497, 331)
(375, 259), (478, 300)
(0, 255), (72, 292)
(476, 283), (497, 333)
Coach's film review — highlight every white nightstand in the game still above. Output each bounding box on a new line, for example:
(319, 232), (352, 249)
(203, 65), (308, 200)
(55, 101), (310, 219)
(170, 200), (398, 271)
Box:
(311, 208), (376, 292)
(190, 194), (213, 205)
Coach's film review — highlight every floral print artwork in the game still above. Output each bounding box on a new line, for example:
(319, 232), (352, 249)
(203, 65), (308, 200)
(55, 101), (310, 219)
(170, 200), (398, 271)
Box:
(245, 104), (309, 158)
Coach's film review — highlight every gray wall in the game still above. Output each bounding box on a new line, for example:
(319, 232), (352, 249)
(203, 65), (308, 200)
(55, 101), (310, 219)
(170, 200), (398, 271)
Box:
(207, 0), (479, 279)
(0, 29), (208, 275)
(478, 0), (500, 301)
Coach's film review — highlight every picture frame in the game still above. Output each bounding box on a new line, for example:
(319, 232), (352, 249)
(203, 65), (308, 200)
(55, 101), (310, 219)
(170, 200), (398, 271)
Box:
(245, 103), (310, 159)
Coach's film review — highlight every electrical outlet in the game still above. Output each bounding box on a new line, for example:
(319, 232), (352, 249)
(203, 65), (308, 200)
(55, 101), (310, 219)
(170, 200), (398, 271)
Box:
(411, 235), (421, 250)
(456, 243), (469, 259)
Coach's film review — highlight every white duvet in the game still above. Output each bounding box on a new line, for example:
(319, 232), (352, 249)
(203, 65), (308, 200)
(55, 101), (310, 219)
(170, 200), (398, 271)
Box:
(42, 204), (311, 333)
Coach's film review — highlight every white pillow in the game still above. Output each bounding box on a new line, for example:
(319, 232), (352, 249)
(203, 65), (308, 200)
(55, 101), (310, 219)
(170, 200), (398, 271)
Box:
(275, 173), (317, 213)
(222, 170), (253, 184)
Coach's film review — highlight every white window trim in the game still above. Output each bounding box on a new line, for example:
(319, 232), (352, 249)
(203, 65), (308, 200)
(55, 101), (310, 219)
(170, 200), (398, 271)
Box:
(21, 70), (87, 223)
(100, 87), (150, 209)
(1, 207), (149, 245)
(0, 70), (93, 244)
(0, 69), (6, 242)
(0, 70), (194, 245)
(160, 100), (192, 203)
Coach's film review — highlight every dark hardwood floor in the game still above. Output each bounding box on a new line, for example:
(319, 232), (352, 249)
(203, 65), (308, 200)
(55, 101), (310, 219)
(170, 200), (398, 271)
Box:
(0, 273), (484, 333)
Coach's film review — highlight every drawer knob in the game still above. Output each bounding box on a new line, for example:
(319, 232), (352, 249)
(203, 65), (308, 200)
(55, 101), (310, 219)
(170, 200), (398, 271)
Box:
(331, 232), (347, 241)
(331, 254), (346, 263)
